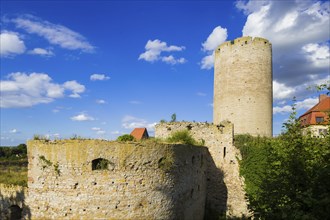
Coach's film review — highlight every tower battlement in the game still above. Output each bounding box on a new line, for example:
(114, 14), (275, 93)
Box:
(216, 36), (271, 52)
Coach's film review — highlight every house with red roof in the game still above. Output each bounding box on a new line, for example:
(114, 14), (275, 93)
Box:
(130, 128), (149, 140)
(299, 94), (330, 137)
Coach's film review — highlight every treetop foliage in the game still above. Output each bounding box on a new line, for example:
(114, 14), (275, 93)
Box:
(235, 104), (330, 219)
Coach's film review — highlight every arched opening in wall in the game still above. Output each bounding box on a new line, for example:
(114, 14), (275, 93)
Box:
(92, 158), (110, 170)
(9, 205), (22, 220)
(223, 147), (226, 158)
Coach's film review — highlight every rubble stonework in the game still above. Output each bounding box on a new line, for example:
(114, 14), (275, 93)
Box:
(0, 184), (27, 219)
(24, 140), (208, 219)
(155, 121), (250, 217)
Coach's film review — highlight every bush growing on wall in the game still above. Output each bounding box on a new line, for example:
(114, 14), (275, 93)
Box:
(166, 130), (199, 145)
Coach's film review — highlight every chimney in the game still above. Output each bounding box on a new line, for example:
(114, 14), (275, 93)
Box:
(319, 94), (328, 102)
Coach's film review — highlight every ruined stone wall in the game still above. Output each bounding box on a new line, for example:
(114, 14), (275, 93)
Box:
(155, 122), (249, 218)
(26, 140), (208, 220)
(0, 183), (27, 219)
(214, 36), (273, 137)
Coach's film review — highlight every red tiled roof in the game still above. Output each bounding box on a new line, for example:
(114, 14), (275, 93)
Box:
(299, 95), (330, 126)
(302, 96), (330, 116)
(130, 128), (149, 140)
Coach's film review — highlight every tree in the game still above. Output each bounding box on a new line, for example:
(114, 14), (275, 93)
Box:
(170, 113), (176, 122)
(236, 101), (330, 219)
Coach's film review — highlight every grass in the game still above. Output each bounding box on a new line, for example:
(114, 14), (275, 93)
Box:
(0, 159), (27, 186)
(166, 130), (203, 146)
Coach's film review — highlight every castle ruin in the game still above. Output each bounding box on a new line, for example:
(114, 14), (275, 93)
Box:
(0, 36), (272, 219)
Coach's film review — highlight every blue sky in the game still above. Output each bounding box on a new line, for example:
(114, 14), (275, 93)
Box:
(1, 0), (329, 145)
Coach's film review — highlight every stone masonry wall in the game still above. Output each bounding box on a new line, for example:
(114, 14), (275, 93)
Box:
(26, 140), (208, 220)
(0, 183), (27, 219)
(155, 121), (249, 218)
(214, 36), (273, 137)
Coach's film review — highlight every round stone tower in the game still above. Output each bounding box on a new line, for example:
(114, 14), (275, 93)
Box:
(214, 36), (273, 137)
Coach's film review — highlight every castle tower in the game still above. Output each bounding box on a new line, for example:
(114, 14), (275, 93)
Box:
(214, 36), (273, 137)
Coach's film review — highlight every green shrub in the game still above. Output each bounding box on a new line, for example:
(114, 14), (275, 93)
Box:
(117, 134), (135, 142)
(235, 107), (330, 219)
(166, 130), (199, 145)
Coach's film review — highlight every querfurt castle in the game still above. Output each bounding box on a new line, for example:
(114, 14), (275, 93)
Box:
(0, 36), (272, 219)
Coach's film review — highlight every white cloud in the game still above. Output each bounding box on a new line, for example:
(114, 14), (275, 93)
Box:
(28, 48), (54, 57)
(96, 130), (106, 135)
(302, 43), (330, 68)
(161, 55), (186, 65)
(63, 80), (85, 98)
(273, 97), (318, 114)
(197, 92), (207, 96)
(202, 26), (228, 51)
(71, 113), (94, 121)
(9, 129), (18, 134)
(91, 127), (101, 131)
(200, 53), (215, 70)
(0, 72), (85, 108)
(122, 115), (156, 131)
(273, 81), (295, 100)
(273, 105), (293, 114)
(237, 0), (330, 87)
(90, 74), (110, 81)
(0, 31), (26, 57)
(91, 127), (105, 135)
(10, 14), (94, 52)
(96, 99), (107, 104)
(200, 26), (228, 70)
(139, 39), (186, 65)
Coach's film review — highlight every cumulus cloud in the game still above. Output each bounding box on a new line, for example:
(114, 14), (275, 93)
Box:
(90, 74), (110, 81)
(91, 127), (105, 135)
(0, 31), (26, 57)
(273, 81), (296, 100)
(96, 99), (107, 104)
(200, 26), (228, 69)
(202, 26), (228, 51)
(9, 129), (18, 134)
(63, 81), (85, 98)
(10, 14), (94, 52)
(0, 72), (85, 108)
(71, 113), (94, 121)
(139, 39), (186, 65)
(200, 53), (215, 70)
(273, 97), (318, 114)
(197, 92), (207, 96)
(236, 0), (330, 87)
(161, 55), (186, 65)
(122, 115), (156, 131)
(302, 43), (330, 68)
(28, 47), (54, 57)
